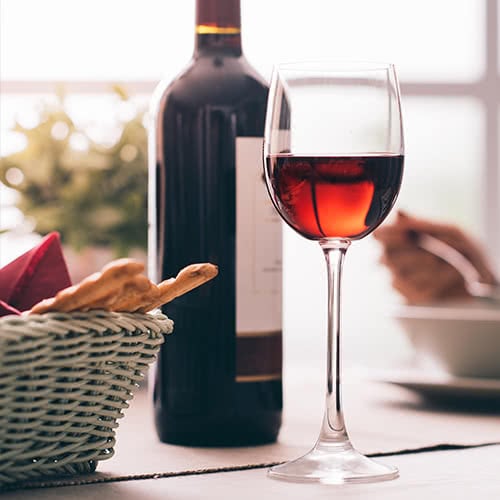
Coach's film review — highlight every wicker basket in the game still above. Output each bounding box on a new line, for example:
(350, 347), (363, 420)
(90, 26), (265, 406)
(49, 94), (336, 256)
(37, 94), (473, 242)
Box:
(0, 310), (173, 485)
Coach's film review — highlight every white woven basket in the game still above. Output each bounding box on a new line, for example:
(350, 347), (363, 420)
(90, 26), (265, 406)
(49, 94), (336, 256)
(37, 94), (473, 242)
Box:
(0, 310), (173, 485)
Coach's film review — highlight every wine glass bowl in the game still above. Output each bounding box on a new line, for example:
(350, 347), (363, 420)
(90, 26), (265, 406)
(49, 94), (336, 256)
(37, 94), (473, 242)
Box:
(264, 61), (404, 484)
(265, 61), (404, 242)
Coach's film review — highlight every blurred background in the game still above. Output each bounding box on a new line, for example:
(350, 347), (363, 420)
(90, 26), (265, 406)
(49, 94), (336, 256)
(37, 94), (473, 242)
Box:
(0, 0), (498, 368)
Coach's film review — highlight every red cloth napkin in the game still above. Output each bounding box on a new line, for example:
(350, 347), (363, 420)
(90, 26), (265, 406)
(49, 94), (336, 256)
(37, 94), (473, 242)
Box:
(0, 232), (72, 316)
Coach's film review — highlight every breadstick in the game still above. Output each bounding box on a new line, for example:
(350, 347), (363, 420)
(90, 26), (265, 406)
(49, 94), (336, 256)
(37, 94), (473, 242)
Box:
(139, 263), (218, 312)
(81, 290), (123, 311)
(30, 259), (144, 314)
(137, 278), (175, 312)
(110, 275), (161, 312)
(81, 274), (149, 311)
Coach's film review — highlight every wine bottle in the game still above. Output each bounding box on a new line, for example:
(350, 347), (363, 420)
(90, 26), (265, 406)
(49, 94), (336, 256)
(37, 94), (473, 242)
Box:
(148, 0), (283, 446)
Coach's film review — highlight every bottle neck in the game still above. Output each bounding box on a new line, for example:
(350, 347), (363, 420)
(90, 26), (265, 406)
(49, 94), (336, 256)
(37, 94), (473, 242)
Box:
(194, 0), (242, 57)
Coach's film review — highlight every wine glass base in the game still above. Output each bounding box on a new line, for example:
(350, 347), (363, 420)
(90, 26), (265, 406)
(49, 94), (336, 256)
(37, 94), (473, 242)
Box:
(268, 445), (398, 484)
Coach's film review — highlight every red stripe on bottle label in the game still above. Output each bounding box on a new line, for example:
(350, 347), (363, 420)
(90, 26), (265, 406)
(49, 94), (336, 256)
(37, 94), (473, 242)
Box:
(236, 331), (282, 382)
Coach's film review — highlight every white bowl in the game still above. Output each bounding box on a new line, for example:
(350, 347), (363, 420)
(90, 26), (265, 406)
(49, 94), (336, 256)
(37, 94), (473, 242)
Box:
(394, 302), (500, 379)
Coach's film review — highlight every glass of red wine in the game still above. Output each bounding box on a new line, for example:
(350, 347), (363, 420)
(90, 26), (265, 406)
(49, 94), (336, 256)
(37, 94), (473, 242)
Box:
(264, 61), (404, 483)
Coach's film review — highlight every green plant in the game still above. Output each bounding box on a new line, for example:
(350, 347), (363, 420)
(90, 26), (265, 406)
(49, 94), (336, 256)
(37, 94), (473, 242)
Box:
(0, 87), (148, 255)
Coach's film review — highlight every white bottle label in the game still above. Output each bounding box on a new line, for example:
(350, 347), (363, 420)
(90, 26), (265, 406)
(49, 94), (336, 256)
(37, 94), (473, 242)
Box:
(236, 137), (282, 335)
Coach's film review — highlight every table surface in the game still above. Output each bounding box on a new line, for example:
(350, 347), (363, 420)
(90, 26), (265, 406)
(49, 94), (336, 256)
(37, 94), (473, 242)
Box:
(4, 444), (500, 500)
(3, 359), (500, 500)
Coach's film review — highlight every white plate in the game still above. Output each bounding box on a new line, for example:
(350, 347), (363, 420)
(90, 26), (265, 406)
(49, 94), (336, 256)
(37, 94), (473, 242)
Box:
(371, 369), (500, 400)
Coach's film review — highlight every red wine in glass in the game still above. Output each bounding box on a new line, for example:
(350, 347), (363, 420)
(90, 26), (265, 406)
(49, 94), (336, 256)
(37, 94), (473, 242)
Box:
(266, 154), (404, 240)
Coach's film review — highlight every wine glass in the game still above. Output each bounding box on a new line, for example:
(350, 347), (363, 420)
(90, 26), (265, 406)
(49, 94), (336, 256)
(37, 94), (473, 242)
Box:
(263, 61), (404, 484)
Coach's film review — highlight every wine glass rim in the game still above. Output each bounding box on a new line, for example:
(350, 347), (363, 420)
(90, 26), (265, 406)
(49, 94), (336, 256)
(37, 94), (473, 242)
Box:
(274, 60), (396, 73)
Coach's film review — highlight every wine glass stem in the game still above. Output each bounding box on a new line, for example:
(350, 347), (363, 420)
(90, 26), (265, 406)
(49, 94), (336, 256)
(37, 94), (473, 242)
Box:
(317, 239), (351, 450)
